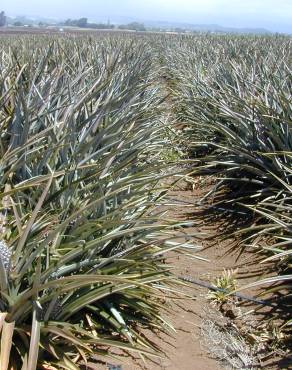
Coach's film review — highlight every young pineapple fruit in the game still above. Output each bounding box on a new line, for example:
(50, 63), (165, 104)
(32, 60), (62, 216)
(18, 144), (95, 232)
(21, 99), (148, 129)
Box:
(0, 239), (11, 274)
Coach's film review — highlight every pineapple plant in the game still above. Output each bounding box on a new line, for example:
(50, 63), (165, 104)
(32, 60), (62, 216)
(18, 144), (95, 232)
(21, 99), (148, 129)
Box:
(0, 34), (180, 369)
(161, 33), (292, 346)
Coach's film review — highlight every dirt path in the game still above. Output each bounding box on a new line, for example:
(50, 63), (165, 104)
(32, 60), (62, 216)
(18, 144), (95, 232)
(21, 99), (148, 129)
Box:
(101, 68), (269, 370)
(98, 57), (291, 370)
(102, 176), (263, 370)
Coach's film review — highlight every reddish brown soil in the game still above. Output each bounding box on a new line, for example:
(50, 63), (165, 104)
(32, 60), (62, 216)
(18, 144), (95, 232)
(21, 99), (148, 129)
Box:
(100, 177), (273, 370)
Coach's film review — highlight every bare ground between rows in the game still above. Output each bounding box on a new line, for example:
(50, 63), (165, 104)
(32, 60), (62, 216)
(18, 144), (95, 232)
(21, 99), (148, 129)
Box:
(98, 176), (283, 370)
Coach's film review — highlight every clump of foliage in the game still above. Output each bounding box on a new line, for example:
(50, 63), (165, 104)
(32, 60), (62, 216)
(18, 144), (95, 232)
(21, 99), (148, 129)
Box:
(207, 269), (238, 304)
(118, 22), (146, 32)
(63, 18), (115, 29)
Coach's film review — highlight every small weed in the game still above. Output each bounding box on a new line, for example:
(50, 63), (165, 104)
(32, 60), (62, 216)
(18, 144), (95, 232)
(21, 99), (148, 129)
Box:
(159, 147), (183, 162)
(207, 269), (238, 304)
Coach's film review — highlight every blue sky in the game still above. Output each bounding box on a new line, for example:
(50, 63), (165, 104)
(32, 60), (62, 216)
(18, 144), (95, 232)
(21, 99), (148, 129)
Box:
(2, 0), (292, 33)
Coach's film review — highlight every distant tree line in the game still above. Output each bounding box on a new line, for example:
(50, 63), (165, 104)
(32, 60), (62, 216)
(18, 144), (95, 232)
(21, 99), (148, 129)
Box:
(62, 18), (146, 31)
(118, 22), (146, 31)
(63, 18), (114, 29)
(0, 11), (7, 27)
(1, 11), (148, 32)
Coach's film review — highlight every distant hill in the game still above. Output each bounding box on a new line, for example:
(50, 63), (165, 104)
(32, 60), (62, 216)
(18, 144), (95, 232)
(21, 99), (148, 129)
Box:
(102, 17), (271, 34)
(6, 14), (272, 35)
(7, 15), (59, 26)
(142, 20), (271, 34)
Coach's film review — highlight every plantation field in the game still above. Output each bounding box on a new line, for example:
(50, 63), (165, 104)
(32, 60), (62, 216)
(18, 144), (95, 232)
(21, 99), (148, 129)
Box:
(0, 33), (291, 369)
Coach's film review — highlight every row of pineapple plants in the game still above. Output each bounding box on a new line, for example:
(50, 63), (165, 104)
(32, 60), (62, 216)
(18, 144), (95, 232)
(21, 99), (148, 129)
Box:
(161, 34), (291, 339)
(0, 35), (181, 369)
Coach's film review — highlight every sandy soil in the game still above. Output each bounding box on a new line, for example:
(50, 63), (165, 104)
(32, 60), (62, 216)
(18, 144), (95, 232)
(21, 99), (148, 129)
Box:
(99, 176), (271, 370)
(99, 67), (288, 370)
